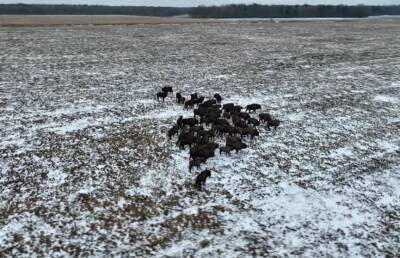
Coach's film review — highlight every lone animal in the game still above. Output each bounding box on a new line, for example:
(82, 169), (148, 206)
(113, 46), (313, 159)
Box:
(259, 113), (273, 123)
(162, 86), (173, 94)
(267, 119), (281, 130)
(214, 93), (222, 103)
(195, 170), (211, 190)
(246, 104), (262, 112)
(156, 91), (168, 102)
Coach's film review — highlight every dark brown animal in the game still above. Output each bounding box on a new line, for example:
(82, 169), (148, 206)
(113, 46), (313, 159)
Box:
(259, 113), (273, 123)
(219, 146), (233, 155)
(189, 157), (205, 172)
(177, 131), (195, 149)
(246, 103), (262, 112)
(247, 117), (260, 127)
(191, 93), (198, 100)
(156, 91), (168, 102)
(230, 141), (248, 153)
(195, 170), (211, 190)
(241, 127), (259, 139)
(222, 103), (235, 112)
(238, 112), (250, 120)
(267, 119), (281, 130)
(190, 143), (219, 160)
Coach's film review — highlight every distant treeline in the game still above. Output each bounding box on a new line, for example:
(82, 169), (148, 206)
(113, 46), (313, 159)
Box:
(0, 4), (189, 16)
(189, 4), (400, 18)
(1, 4), (400, 18)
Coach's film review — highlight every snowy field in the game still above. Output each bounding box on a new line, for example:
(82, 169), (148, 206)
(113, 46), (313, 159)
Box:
(1, 20), (400, 257)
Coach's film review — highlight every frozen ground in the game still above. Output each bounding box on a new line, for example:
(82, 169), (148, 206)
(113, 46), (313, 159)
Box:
(1, 20), (400, 257)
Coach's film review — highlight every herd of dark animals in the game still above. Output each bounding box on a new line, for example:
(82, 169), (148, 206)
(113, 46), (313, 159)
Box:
(157, 86), (281, 191)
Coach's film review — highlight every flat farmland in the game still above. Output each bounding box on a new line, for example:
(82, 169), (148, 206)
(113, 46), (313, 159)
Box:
(0, 20), (400, 257)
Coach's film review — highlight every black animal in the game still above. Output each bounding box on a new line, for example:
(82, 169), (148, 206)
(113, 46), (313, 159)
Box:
(177, 116), (183, 128)
(200, 99), (217, 108)
(178, 96), (186, 104)
(246, 103), (262, 112)
(194, 96), (205, 105)
(267, 119), (281, 130)
(167, 125), (179, 138)
(195, 170), (211, 190)
(181, 117), (198, 127)
(214, 93), (222, 103)
(184, 99), (195, 109)
(259, 113), (273, 123)
(176, 92), (182, 103)
(162, 86), (173, 95)
(156, 91), (168, 102)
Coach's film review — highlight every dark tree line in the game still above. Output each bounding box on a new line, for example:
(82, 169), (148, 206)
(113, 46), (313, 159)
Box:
(0, 4), (399, 18)
(189, 4), (400, 18)
(0, 4), (189, 16)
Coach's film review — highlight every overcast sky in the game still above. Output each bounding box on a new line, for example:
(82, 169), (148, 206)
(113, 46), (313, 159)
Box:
(0, 0), (398, 7)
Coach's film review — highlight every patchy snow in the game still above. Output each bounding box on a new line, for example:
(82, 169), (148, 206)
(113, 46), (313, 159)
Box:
(1, 20), (400, 257)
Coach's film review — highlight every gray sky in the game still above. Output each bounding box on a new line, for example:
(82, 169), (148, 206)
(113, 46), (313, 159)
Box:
(0, 0), (398, 7)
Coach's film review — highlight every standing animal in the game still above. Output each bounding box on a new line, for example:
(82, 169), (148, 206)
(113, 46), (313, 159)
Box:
(219, 146), (233, 155)
(195, 170), (211, 190)
(156, 91), (168, 102)
(191, 93), (198, 100)
(184, 99), (195, 109)
(176, 92), (182, 103)
(189, 157), (205, 172)
(267, 119), (281, 130)
(246, 103), (262, 112)
(167, 125), (179, 138)
(259, 113), (273, 123)
(214, 93), (222, 103)
(247, 117), (260, 127)
(162, 86), (173, 95)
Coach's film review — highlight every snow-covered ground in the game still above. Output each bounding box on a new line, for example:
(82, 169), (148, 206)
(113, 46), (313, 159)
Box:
(1, 20), (400, 257)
